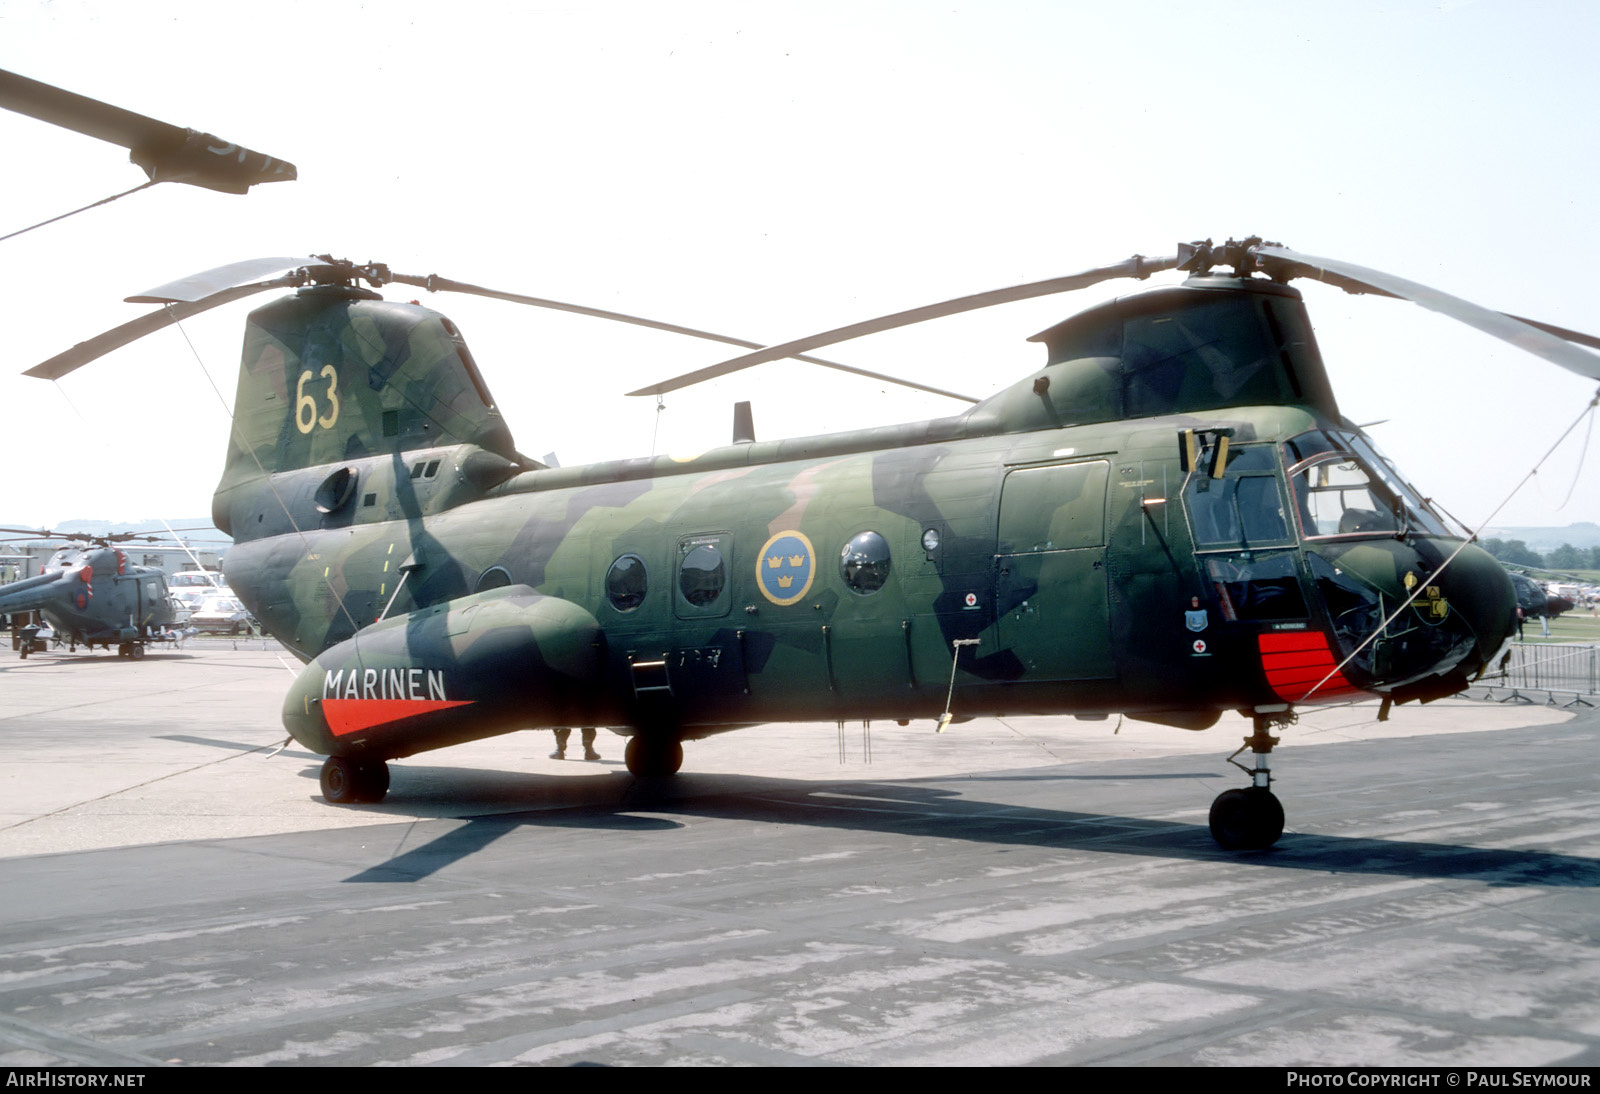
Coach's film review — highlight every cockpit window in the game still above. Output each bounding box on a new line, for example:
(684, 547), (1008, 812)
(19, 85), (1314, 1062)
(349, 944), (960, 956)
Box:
(1284, 431), (1449, 539)
(1344, 434), (1450, 536)
(1282, 429), (1343, 466)
(1183, 444), (1294, 551)
(1293, 458), (1399, 536)
(1122, 299), (1299, 417)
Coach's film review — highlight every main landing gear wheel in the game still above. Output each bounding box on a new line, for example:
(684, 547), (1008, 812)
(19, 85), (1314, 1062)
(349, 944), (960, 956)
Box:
(1208, 787), (1285, 850)
(320, 757), (391, 804)
(624, 736), (683, 777)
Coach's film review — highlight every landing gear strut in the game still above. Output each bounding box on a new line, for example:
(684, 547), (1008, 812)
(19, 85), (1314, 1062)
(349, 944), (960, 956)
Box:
(320, 756), (391, 804)
(1209, 711), (1289, 850)
(624, 735), (683, 777)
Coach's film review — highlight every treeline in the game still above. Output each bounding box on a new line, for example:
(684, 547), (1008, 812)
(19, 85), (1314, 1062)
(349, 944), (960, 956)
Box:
(1481, 538), (1600, 571)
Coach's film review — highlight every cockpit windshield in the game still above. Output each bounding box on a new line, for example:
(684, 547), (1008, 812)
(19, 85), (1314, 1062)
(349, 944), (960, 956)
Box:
(1283, 430), (1449, 540)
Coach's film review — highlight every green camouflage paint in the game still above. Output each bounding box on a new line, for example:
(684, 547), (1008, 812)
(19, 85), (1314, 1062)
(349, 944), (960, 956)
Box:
(213, 277), (1514, 761)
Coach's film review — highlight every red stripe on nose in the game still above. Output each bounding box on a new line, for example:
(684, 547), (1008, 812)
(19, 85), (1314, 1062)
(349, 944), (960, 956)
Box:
(322, 698), (473, 736)
(1258, 632), (1369, 703)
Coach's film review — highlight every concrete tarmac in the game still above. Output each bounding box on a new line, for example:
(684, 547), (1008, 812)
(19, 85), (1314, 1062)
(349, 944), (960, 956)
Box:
(0, 640), (1596, 1066)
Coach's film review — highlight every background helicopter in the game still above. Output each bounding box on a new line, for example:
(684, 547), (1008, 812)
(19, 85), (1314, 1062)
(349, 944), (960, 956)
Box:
(0, 528), (219, 658)
(1506, 570), (1580, 628)
(26, 237), (1600, 849)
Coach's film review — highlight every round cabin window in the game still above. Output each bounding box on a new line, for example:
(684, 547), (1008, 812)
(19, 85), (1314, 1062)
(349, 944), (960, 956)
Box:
(606, 554), (649, 611)
(839, 531), (891, 593)
(678, 544), (725, 606)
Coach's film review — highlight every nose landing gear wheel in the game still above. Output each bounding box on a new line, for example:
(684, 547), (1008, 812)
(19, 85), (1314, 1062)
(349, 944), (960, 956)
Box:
(624, 736), (683, 777)
(1210, 710), (1290, 850)
(355, 759), (390, 802)
(320, 757), (391, 804)
(1208, 787), (1285, 850)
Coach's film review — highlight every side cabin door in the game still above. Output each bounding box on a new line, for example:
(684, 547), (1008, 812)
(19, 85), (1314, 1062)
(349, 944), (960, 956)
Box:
(113, 572), (159, 634)
(139, 575), (165, 629)
(660, 531), (747, 717)
(993, 460), (1114, 680)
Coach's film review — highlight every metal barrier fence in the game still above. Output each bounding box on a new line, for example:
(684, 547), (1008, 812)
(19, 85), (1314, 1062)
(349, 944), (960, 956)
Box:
(1477, 642), (1599, 707)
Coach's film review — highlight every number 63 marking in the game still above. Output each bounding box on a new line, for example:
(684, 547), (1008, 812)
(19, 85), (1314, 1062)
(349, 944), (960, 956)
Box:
(295, 365), (340, 434)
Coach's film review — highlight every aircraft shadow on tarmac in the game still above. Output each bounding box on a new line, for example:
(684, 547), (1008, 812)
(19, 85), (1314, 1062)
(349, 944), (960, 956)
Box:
(334, 764), (1600, 890)
(160, 734), (320, 759)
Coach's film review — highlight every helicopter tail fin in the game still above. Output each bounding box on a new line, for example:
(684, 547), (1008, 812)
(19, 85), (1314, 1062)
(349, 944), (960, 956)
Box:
(213, 287), (519, 536)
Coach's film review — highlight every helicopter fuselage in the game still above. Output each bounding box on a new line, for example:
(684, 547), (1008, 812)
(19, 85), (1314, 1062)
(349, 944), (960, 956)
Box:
(185, 271), (1517, 766)
(228, 403), (1511, 762)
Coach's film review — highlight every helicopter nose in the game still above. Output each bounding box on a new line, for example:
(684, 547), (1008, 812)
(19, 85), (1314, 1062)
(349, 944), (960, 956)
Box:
(1305, 537), (1516, 701)
(1431, 540), (1518, 671)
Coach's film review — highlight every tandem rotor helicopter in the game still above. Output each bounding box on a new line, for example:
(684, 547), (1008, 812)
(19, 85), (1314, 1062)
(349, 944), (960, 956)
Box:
(27, 236), (1600, 849)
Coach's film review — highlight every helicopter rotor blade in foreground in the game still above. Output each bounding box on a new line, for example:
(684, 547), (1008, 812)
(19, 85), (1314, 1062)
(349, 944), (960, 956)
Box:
(626, 253), (1181, 398)
(0, 67), (296, 195)
(1249, 243), (1600, 382)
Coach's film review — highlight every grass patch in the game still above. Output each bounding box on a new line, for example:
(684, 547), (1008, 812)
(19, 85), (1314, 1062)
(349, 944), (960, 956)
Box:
(1517, 609), (1600, 644)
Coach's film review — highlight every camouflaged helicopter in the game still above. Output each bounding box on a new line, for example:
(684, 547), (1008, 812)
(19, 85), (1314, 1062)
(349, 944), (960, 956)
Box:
(0, 530), (188, 658)
(28, 237), (1600, 849)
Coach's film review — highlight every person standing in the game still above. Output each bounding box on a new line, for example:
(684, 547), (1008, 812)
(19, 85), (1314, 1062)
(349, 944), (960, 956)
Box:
(551, 727), (600, 761)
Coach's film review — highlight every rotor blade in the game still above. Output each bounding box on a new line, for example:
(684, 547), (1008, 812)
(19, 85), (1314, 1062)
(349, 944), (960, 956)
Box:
(25, 278), (297, 380)
(129, 257), (320, 303)
(0, 525), (221, 540)
(1502, 314), (1600, 354)
(0, 68), (296, 194)
(392, 272), (979, 403)
(1253, 244), (1600, 382)
(625, 253), (1179, 398)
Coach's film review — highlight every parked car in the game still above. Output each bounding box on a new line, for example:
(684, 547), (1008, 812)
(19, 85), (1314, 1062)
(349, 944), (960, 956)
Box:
(168, 570), (227, 613)
(190, 595), (255, 635)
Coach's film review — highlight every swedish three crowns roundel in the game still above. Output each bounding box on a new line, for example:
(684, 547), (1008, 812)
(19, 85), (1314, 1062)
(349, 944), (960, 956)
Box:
(757, 530), (816, 607)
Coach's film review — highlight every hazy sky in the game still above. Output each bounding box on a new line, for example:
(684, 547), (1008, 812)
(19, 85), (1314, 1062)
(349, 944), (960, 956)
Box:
(1, 0), (1596, 534)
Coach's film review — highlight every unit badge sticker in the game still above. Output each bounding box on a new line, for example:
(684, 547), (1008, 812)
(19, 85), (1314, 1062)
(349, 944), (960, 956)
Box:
(757, 530), (816, 606)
